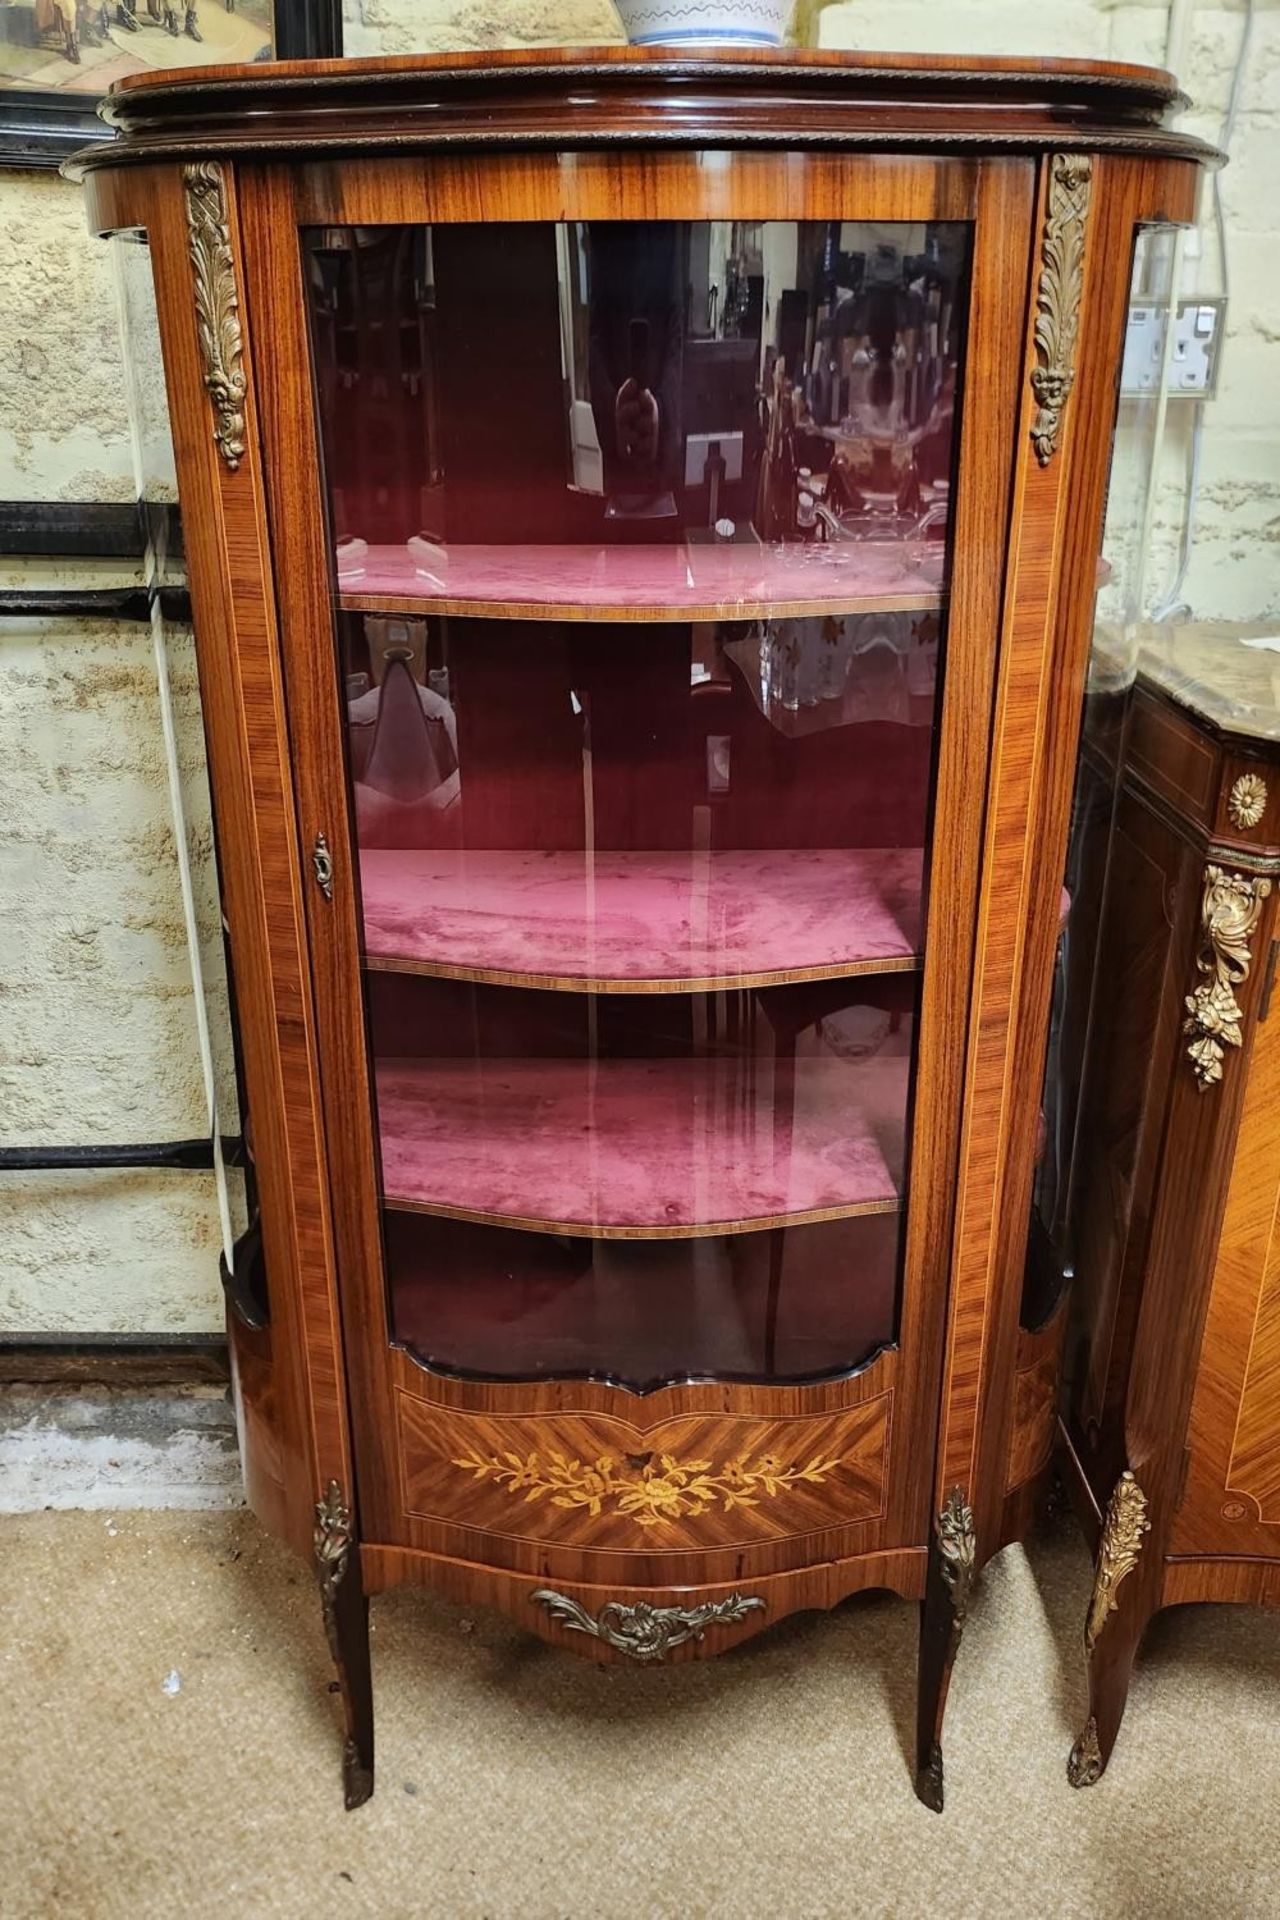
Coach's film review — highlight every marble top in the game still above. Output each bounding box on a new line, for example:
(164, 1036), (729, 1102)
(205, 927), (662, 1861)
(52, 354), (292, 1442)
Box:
(1093, 619), (1280, 744)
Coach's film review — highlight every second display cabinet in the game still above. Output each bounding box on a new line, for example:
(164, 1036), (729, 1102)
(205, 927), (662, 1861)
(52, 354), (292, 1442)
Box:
(75, 48), (1212, 1810)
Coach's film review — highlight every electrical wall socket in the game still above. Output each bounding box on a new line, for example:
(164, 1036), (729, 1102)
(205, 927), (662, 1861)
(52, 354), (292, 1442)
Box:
(684, 431), (745, 488)
(1121, 298), (1225, 398)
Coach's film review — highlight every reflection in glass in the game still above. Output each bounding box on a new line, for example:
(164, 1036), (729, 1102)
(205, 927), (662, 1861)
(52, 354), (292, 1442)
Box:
(1023, 229), (1177, 1331)
(306, 220), (966, 612)
(112, 232), (251, 1280)
(304, 217), (971, 1390)
(388, 1212), (903, 1391)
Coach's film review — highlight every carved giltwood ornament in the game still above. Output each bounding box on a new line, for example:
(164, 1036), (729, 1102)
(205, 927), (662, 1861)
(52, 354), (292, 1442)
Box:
(1084, 1470), (1150, 1654)
(314, 1479), (353, 1665)
(1183, 865), (1272, 1089)
(1030, 154), (1093, 465)
(1227, 771), (1268, 832)
(531, 1588), (764, 1662)
(1067, 1716), (1103, 1789)
(183, 160), (248, 471)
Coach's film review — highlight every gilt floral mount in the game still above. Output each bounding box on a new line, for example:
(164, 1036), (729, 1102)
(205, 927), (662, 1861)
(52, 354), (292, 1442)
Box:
(1184, 864), (1272, 1089)
(531, 1588), (766, 1662)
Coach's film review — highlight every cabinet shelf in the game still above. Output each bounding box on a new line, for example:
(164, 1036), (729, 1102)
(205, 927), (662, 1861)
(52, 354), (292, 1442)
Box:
(336, 539), (946, 624)
(386, 1209), (902, 1391)
(360, 846), (925, 993)
(376, 1048), (908, 1238)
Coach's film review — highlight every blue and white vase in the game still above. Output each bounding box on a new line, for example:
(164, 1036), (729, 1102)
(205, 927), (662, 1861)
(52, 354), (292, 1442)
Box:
(614, 2), (791, 47)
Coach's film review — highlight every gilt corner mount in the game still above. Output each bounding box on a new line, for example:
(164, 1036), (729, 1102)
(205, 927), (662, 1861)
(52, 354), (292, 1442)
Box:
(1084, 1469), (1150, 1654)
(183, 161), (248, 473)
(937, 1486), (977, 1626)
(1184, 864), (1272, 1090)
(314, 1478), (353, 1662)
(1030, 154), (1093, 467)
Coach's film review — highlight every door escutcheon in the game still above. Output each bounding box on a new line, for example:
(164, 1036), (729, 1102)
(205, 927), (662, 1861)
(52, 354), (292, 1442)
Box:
(312, 832), (334, 900)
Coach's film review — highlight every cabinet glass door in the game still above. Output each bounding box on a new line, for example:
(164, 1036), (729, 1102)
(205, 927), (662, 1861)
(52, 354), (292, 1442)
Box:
(303, 217), (969, 1391)
(1023, 227), (1178, 1336)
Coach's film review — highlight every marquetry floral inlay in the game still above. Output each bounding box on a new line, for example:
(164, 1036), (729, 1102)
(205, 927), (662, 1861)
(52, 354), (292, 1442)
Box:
(452, 1445), (843, 1526)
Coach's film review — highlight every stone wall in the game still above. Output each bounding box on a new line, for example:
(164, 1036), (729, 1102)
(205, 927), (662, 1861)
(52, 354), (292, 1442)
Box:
(342, 0), (624, 56)
(1, 0), (1275, 1339)
(0, 175), (235, 1335)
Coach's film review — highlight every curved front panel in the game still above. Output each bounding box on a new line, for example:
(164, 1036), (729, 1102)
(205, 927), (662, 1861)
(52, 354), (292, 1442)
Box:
(399, 1387), (890, 1556)
(237, 146), (1033, 1583)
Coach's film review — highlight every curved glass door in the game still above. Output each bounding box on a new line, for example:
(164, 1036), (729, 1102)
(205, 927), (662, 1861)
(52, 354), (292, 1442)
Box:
(304, 217), (968, 1391)
(1023, 227), (1178, 1335)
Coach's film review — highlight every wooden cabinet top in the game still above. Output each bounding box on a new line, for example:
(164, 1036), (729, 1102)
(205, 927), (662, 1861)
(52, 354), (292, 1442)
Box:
(76, 46), (1218, 171)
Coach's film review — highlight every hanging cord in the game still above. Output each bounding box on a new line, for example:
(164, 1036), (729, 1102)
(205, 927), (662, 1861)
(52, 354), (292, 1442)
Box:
(1151, 0), (1254, 621)
(109, 243), (239, 1277)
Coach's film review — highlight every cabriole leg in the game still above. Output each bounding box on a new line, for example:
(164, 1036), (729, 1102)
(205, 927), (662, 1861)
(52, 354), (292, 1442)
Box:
(1067, 1469), (1151, 1789)
(914, 1486), (976, 1812)
(315, 1480), (375, 1809)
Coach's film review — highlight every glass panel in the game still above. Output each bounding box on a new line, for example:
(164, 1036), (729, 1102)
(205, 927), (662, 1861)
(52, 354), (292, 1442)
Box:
(309, 220), (962, 611)
(1023, 228), (1177, 1332)
(113, 234), (251, 1300)
(304, 215), (970, 1389)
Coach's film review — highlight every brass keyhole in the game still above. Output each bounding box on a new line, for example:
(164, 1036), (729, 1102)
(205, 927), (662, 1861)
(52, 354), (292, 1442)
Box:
(312, 832), (334, 901)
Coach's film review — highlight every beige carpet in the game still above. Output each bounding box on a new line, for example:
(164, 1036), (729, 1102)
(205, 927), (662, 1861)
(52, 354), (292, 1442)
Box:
(4, 1508), (1278, 1919)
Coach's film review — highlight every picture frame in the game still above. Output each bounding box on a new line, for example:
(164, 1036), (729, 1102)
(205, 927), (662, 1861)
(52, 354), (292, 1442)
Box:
(0, 0), (340, 166)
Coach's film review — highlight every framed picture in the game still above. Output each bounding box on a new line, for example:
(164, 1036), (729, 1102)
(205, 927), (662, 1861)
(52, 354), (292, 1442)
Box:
(0, 0), (339, 165)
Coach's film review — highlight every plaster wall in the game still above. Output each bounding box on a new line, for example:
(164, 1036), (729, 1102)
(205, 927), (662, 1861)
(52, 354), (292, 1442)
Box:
(0, 0), (1275, 1340)
(0, 168), (235, 1335)
(342, 0), (625, 55)
(819, 0), (1280, 622)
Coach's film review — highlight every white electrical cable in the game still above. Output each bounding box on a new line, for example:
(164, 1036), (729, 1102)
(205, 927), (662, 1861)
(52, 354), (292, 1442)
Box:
(109, 243), (238, 1275)
(1151, 0), (1254, 621)
(1212, 0), (1254, 299)
(1150, 398), (1204, 620)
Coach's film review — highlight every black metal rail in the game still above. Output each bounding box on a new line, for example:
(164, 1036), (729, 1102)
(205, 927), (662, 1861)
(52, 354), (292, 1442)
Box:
(0, 585), (192, 623)
(0, 501), (184, 559)
(0, 1138), (244, 1173)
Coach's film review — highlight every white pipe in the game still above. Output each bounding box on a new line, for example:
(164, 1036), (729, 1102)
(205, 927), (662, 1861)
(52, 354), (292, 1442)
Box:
(109, 242), (237, 1275)
(1164, 0), (1196, 81)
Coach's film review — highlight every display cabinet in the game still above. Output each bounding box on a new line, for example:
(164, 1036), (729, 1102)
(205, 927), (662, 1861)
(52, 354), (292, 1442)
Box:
(73, 47), (1211, 1809)
(1033, 598), (1280, 1785)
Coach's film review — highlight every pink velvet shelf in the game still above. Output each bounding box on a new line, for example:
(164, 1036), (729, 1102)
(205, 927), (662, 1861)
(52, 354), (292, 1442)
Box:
(336, 540), (946, 623)
(375, 1049), (909, 1238)
(360, 846), (925, 991)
